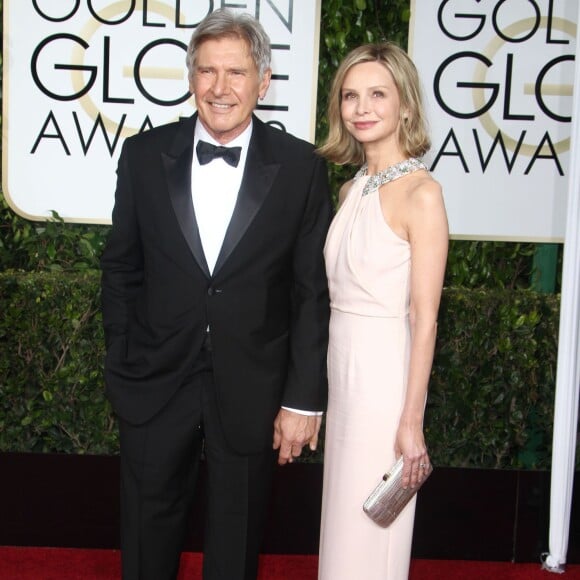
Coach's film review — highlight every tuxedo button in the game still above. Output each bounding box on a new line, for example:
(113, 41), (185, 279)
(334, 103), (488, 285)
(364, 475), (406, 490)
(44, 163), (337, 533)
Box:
(207, 287), (222, 296)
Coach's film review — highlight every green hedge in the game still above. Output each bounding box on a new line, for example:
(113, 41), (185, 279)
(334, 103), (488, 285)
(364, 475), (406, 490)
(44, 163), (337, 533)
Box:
(0, 272), (566, 469)
(429, 288), (561, 469)
(0, 272), (115, 454)
(0, 0), (568, 468)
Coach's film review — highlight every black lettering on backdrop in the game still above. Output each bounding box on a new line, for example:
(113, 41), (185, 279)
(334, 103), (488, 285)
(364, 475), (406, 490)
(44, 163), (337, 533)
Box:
(257, 0), (293, 33)
(493, 0), (540, 43)
(139, 117), (155, 133)
(28, 2), (296, 156)
(431, 129), (469, 172)
(434, 51), (573, 123)
(143, 0), (165, 28)
(30, 0), (296, 32)
(431, 127), (564, 176)
(175, 0), (213, 28)
(103, 37), (134, 104)
(134, 39), (190, 106)
(437, 0), (486, 41)
(503, 54), (534, 121)
(547, 0), (569, 44)
(88, 0), (135, 25)
(30, 111), (71, 155)
(434, 52), (498, 119)
(473, 129), (526, 173)
(31, 34), (97, 101)
(72, 112), (125, 155)
(437, 0), (564, 45)
(31, 34), (191, 106)
(32, 0), (80, 22)
(536, 55), (574, 122)
(31, 111), (157, 156)
(221, 2), (248, 10)
(525, 132), (564, 175)
(32, 0), (213, 27)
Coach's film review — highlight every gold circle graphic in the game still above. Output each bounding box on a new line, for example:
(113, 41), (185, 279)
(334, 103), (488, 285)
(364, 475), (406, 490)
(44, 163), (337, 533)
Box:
(71, 1), (195, 138)
(472, 16), (576, 157)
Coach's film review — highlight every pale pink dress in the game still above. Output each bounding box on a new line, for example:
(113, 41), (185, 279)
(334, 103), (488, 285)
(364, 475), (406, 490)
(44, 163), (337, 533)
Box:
(319, 160), (427, 580)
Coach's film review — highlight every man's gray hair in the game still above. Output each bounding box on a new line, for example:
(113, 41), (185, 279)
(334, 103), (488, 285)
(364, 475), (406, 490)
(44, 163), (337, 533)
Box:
(186, 9), (272, 80)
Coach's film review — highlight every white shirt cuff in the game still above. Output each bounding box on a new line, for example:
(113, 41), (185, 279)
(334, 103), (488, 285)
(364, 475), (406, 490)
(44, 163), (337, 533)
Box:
(282, 406), (323, 416)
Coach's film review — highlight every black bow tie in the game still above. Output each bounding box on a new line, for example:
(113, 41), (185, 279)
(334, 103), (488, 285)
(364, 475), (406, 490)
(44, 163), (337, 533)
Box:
(196, 140), (242, 168)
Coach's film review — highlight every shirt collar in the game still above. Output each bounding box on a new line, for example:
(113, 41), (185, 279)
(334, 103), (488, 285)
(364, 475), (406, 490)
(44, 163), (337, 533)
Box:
(194, 118), (253, 151)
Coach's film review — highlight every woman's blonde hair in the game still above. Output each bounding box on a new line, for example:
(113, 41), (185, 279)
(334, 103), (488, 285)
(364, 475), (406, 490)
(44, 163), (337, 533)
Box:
(317, 42), (431, 165)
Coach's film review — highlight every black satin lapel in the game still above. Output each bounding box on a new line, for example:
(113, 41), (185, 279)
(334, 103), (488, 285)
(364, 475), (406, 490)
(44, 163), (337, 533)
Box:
(163, 145), (211, 278)
(213, 157), (280, 276)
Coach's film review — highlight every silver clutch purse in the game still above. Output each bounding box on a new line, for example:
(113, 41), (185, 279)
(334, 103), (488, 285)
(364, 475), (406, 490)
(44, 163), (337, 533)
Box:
(363, 457), (433, 527)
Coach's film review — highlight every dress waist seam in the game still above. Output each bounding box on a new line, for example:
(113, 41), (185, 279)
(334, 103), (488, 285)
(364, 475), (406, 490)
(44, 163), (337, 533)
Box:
(330, 306), (408, 319)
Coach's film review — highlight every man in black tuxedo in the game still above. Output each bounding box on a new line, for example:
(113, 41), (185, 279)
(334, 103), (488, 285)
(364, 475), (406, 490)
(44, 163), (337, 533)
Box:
(100, 8), (332, 580)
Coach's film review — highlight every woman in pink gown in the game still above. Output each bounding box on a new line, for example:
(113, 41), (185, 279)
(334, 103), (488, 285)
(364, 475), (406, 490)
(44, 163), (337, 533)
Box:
(317, 43), (448, 580)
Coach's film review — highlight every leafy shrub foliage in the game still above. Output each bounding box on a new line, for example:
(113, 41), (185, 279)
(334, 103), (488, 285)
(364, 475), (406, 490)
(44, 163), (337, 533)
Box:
(0, 272), (116, 454)
(0, 272), (565, 468)
(0, 0), (567, 466)
(0, 197), (109, 272)
(428, 288), (561, 469)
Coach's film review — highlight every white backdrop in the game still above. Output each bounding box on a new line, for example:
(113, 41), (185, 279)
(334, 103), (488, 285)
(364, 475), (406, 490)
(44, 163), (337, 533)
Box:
(2, 0), (322, 224)
(409, 0), (577, 242)
(410, 1), (579, 570)
(543, 0), (580, 570)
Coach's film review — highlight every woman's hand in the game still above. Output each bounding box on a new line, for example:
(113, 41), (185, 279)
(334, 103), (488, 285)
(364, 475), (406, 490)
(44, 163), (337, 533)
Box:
(395, 422), (430, 489)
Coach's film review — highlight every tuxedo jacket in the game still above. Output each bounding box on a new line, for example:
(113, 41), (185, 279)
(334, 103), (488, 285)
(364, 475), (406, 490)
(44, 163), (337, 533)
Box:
(100, 114), (332, 454)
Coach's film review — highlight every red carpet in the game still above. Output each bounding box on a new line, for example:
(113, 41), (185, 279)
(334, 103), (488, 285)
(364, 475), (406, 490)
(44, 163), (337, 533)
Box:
(1, 547), (580, 579)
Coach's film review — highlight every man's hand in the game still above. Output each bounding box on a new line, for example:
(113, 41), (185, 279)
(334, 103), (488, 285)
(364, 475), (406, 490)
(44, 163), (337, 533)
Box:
(272, 409), (322, 465)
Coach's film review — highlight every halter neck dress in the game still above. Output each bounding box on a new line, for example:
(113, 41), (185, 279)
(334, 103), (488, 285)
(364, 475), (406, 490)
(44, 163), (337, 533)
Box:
(319, 158), (427, 580)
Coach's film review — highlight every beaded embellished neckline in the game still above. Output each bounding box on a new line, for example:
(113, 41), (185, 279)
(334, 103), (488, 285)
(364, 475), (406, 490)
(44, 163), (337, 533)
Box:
(355, 158), (428, 196)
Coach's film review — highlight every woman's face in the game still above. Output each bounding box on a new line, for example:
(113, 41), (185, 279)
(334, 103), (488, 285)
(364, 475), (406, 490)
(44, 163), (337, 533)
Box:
(339, 60), (403, 150)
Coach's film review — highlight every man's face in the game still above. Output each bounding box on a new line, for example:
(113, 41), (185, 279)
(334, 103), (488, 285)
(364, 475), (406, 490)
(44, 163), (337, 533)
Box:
(190, 36), (271, 144)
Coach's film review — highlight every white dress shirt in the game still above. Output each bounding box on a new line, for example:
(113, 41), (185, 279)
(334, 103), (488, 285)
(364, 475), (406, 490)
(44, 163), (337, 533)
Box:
(192, 122), (251, 274)
(191, 120), (321, 417)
